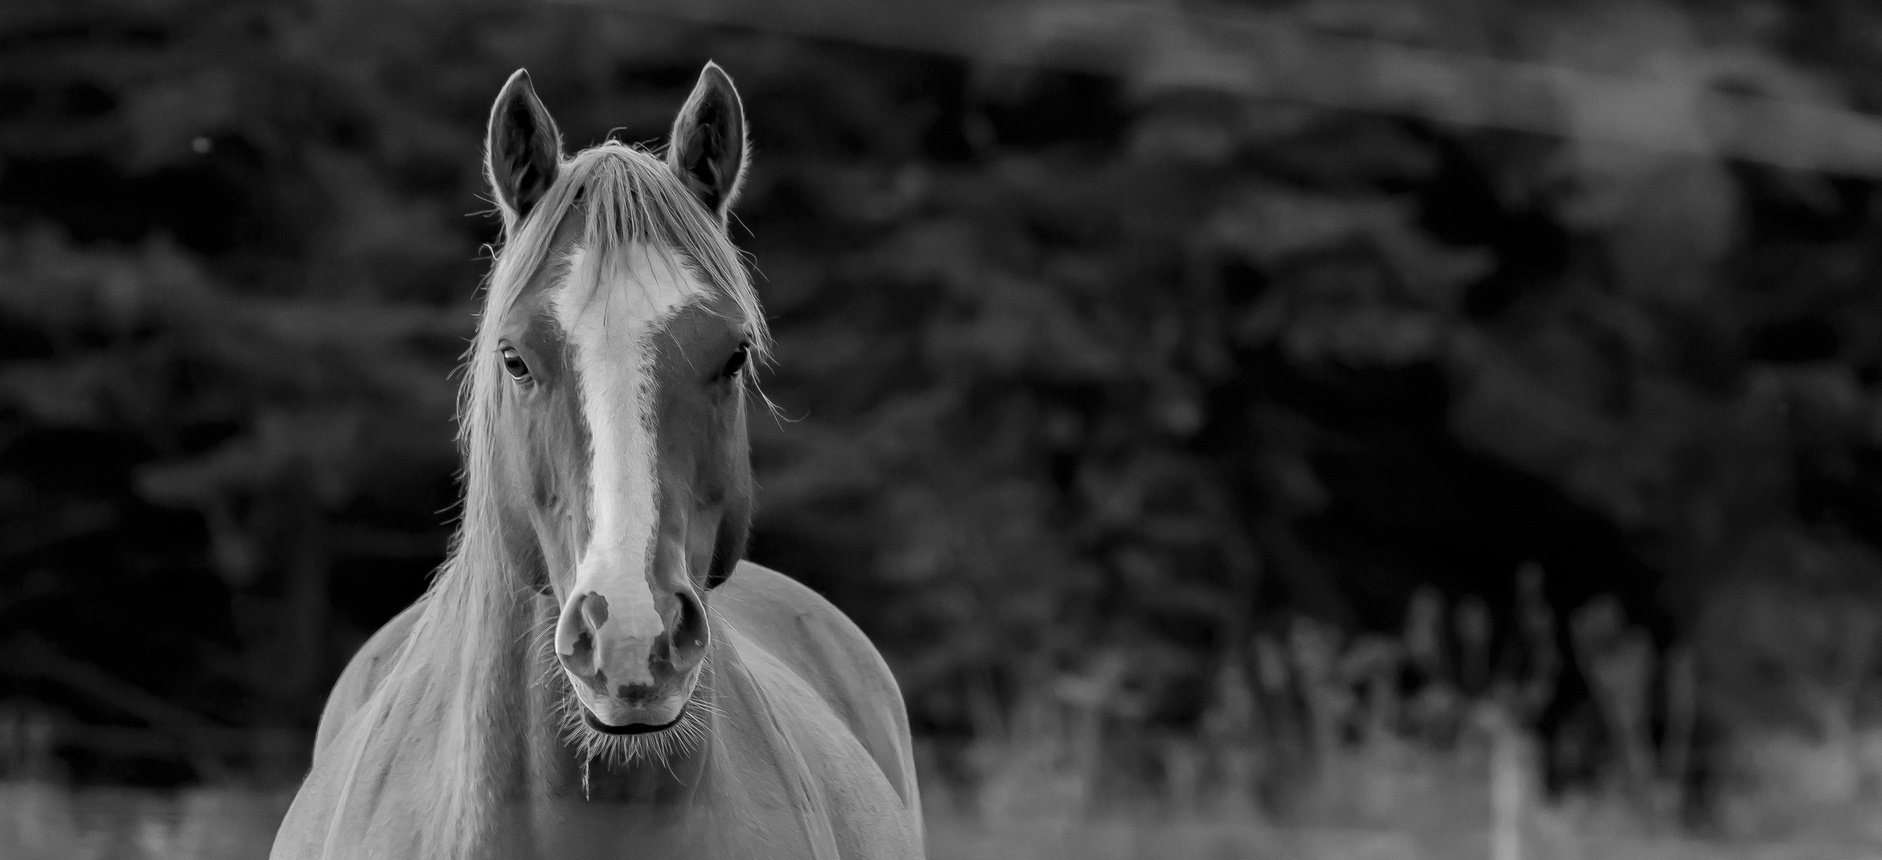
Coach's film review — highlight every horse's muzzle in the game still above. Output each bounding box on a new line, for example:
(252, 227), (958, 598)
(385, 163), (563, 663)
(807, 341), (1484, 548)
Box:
(554, 582), (708, 731)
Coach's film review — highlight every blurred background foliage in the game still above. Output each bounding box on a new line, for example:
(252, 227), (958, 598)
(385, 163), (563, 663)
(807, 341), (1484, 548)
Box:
(4, 0), (1882, 840)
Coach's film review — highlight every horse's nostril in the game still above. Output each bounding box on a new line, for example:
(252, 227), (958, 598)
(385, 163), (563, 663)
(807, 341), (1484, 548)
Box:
(670, 589), (708, 658)
(566, 629), (597, 676)
(677, 591), (704, 635)
(556, 592), (604, 676)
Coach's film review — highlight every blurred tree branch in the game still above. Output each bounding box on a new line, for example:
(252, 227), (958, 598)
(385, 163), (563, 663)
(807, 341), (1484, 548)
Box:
(565, 0), (1882, 176)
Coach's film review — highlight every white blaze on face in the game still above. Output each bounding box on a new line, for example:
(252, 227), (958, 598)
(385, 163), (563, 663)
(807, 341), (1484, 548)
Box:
(552, 241), (707, 691)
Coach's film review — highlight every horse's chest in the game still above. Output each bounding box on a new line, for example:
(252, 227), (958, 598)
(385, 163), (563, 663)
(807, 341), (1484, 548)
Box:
(522, 752), (913, 860)
(525, 799), (825, 859)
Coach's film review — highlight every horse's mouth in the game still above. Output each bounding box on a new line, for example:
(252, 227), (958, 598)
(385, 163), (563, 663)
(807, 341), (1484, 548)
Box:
(580, 701), (688, 735)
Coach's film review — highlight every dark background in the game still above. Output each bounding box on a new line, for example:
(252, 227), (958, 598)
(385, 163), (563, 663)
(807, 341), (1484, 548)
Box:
(3, 0), (1881, 838)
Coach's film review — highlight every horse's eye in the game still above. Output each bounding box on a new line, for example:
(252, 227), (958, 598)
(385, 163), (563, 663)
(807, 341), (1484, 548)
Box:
(719, 342), (750, 380)
(500, 346), (531, 382)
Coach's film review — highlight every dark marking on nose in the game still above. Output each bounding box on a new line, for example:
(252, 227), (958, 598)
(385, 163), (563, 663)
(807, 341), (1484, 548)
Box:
(615, 683), (660, 704)
(582, 592), (609, 628)
(564, 627), (602, 688)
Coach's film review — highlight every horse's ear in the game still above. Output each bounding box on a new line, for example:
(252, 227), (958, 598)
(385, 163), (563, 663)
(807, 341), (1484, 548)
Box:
(667, 62), (747, 220)
(485, 69), (563, 230)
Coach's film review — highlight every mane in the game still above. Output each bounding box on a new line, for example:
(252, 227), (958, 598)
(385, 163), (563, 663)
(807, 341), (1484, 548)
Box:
(317, 142), (769, 860)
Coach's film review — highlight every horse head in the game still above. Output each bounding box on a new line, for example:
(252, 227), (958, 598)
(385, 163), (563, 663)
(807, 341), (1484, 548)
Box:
(476, 64), (763, 744)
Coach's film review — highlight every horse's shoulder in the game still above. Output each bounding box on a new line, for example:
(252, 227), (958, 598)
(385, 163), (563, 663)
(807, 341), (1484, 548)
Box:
(717, 562), (890, 684)
(718, 561), (858, 631)
(716, 561), (922, 811)
(310, 597), (427, 762)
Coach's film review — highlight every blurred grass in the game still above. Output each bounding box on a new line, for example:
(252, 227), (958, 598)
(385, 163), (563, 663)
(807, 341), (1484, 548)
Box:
(4, 577), (1878, 859)
(0, 781), (289, 860)
(1, 773), (1875, 860)
(7, 706), (1880, 860)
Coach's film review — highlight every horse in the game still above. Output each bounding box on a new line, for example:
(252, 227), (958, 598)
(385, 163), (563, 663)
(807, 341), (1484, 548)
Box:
(269, 64), (926, 860)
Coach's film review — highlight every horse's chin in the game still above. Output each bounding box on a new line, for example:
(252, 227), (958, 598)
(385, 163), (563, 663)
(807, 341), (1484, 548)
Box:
(561, 686), (708, 770)
(553, 658), (709, 767)
(581, 702), (688, 735)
